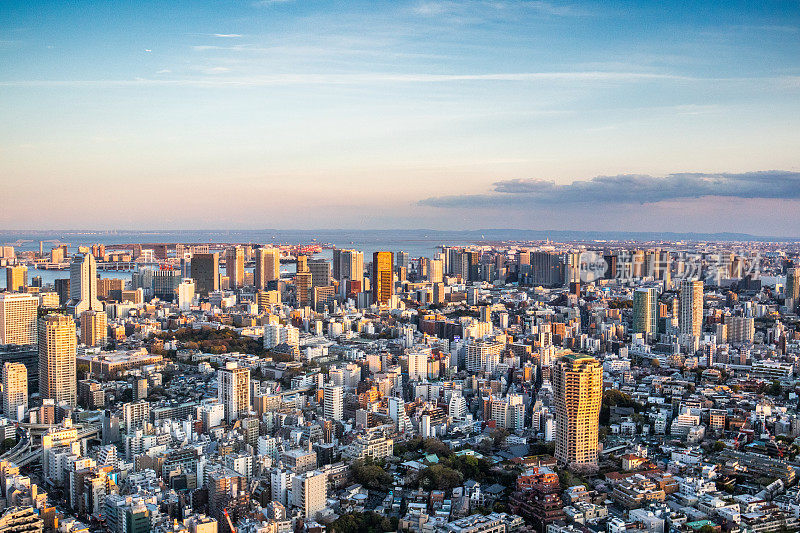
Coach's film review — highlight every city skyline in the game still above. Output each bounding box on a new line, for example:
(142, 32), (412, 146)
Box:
(3, 1), (800, 233)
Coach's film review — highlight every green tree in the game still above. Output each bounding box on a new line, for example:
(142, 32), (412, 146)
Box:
(330, 511), (393, 533)
(351, 459), (393, 492)
(418, 464), (463, 490)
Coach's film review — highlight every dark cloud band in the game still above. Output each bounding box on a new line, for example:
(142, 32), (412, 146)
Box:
(420, 170), (800, 207)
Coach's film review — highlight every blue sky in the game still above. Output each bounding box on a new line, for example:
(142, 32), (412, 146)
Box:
(2, 1), (799, 234)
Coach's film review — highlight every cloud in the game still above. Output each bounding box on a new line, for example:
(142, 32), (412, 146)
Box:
(0, 70), (694, 89)
(213, 34), (243, 38)
(419, 170), (800, 208)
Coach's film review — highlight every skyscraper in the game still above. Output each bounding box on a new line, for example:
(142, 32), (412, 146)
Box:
(226, 246), (245, 288)
(80, 310), (108, 347)
(323, 383), (343, 421)
(371, 251), (393, 305)
(218, 362), (251, 423)
(338, 249), (363, 287)
(295, 255), (312, 306)
(5, 265), (28, 292)
(429, 258), (443, 283)
(66, 253), (102, 318)
(553, 353), (602, 471)
(0, 293), (39, 346)
(255, 247), (280, 289)
(396, 251), (409, 271)
(787, 267), (800, 312)
(39, 314), (77, 407)
(3, 361), (28, 421)
(308, 259), (331, 288)
(679, 280), (704, 337)
(191, 253), (219, 296)
(632, 288), (658, 337)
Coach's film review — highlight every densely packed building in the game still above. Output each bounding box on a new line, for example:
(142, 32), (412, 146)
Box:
(1, 238), (800, 533)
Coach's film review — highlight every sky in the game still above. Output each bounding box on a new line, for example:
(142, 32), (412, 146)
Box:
(2, 0), (800, 235)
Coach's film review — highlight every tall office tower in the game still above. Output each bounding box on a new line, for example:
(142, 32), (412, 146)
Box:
(225, 246), (245, 288)
(332, 248), (342, 280)
(39, 314), (77, 407)
(632, 288), (658, 337)
(530, 252), (564, 286)
(218, 362), (251, 423)
(0, 293), (39, 345)
(66, 253), (103, 318)
(255, 247), (281, 289)
(429, 258), (443, 283)
(338, 250), (364, 286)
(679, 280), (704, 337)
(191, 252), (219, 296)
(3, 361), (28, 421)
(5, 265), (28, 292)
(308, 259), (331, 288)
(787, 267), (800, 312)
(323, 383), (343, 421)
(371, 251), (394, 305)
(80, 310), (107, 347)
(292, 470), (327, 518)
(552, 353), (602, 471)
(396, 251), (409, 271)
(151, 269), (182, 301)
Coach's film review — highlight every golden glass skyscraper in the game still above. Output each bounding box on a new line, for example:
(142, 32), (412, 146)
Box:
(553, 352), (602, 471)
(38, 314), (77, 407)
(371, 251), (394, 305)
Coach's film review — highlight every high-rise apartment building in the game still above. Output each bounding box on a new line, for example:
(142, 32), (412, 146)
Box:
(5, 265), (28, 292)
(323, 383), (343, 421)
(218, 362), (251, 423)
(226, 246), (245, 288)
(3, 361), (28, 421)
(39, 314), (77, 407)
(371, 251), (393, 305)
(66, 253), (103, 318)
(191, 253), (219, 296)
(255, 247), (281, 289)
(80, 309), (108, 347)
(553, 353), (602, 470)
(787, 267), (800, 312)
(0, 293), (39, 346)
(679, 280), (704, 337)
(632, 288), (658, 337)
